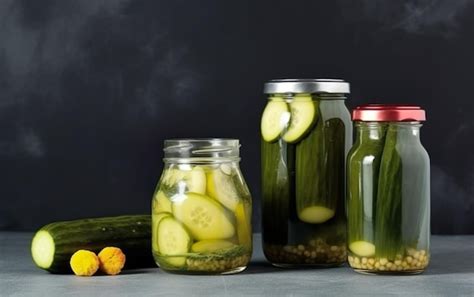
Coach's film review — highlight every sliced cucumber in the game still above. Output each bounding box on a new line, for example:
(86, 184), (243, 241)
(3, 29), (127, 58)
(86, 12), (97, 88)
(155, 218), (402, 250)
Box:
(235, 201), (252, 248)
(220, 163), (232, 175)
(172, 193), (235, 240)
(152, 191), (172, 214)
(261, 100), (290, 142)
(161, 166), (206, 194)
(152, 213), (171, 252)
(349, 241), (376, 257)
(206, 167), (241, 212)
(191, 239), (235, 253)
(297, 206), (335, 224)
(283, 98), (316, 143)
(157, 217), (191, 267)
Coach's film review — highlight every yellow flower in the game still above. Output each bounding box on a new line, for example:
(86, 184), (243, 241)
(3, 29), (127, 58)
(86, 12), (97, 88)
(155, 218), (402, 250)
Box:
(70, 250), (99, 276)
(98, 247), (126, 275)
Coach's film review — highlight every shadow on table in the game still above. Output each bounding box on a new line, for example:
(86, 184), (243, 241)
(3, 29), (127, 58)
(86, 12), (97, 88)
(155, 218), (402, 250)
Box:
(118, 268), (157, 275)
(241, 261), (284, 274)
(242, 261), (348, 275)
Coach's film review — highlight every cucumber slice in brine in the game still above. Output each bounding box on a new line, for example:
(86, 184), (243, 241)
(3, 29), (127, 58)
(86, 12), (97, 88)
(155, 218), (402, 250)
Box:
(261, 99), (290, 142)
(152, 212), (171, 252)
(161, 166), (206, 194)
(235, 201), (252, 248)
(191, 239), (236, 253)
(172, 193), (235, 240)
(206, 166), (240, 212)
(152, 191), (172, 214)
(157, 217), (191, 267)
(298, 206), (335, 224)
(283, 97), (316, 143)
(349, 241), (376, 257)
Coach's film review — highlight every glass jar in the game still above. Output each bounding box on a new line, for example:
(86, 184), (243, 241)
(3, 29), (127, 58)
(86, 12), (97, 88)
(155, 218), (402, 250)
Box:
(151, 139), (252, 274)
(261, 79), (352, 267)
(347, 105), (430, 275)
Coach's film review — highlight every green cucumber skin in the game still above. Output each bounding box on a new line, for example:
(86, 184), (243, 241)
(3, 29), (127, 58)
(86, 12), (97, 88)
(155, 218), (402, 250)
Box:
(261, 139), (293, 245)
(295, 115), (345, 218)
(375, 126), (403, 259)
(33, 215), (154, 273)
(324, 118), (346, 216)
(347, 123), (387, 245)
(295, 112), (324, 216)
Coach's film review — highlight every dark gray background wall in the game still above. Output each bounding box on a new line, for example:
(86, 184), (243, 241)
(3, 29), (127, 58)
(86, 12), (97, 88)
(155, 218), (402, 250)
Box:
(1, 0), (473, 233)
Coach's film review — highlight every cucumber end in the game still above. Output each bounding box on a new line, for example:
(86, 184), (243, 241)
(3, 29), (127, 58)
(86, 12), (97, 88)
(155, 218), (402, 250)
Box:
(31, 230), (55, 269)
(298, 206), (335, 224)
(349, 241), (376, 257)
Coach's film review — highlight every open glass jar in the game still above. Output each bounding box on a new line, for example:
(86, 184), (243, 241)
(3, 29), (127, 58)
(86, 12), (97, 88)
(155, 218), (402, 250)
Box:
(151, 139), (252, 274)
(347, 105), (430, 274)
(261, 79), (352, 267)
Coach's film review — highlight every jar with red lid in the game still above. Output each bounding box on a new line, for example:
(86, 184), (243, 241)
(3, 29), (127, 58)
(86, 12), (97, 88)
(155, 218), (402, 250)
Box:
(346, 105), (430, 275)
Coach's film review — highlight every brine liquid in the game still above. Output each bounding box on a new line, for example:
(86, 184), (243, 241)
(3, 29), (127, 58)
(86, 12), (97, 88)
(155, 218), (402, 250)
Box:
(261, 99), (352, 266)
(152, 162), (252, 274)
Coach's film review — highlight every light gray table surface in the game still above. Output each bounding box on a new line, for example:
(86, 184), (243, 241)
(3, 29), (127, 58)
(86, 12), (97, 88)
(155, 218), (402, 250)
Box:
(1, 232), (473, 297)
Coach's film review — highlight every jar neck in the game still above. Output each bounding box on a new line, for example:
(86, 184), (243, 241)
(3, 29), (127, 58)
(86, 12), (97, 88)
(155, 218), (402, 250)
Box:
(355, 122), (387, 143)
(355, 122), (422, 143)
(163, 139), (240, 164)
(268, 93), (347, 101)
(389, 122), (423, 145)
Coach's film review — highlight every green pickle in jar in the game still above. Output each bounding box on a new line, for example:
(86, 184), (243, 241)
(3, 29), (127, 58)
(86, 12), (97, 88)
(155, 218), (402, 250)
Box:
(261, 79), (352, 267)
(152, 139), (252, 274)
(347, 105), (430, 275)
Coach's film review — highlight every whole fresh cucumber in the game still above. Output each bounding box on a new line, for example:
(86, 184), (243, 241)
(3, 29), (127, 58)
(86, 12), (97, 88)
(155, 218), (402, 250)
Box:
(31, 215), (154, 273)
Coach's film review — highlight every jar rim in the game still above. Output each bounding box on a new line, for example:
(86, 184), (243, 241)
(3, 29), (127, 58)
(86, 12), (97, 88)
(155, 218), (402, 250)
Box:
(163, 138), (240, 163)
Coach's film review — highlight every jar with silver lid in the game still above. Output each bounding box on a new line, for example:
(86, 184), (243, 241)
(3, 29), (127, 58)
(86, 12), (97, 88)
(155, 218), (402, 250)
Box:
(261, 79), (352, 267)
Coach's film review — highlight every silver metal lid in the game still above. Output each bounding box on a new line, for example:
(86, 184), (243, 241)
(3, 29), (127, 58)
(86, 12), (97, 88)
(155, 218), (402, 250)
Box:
(263, 79), (350, 94)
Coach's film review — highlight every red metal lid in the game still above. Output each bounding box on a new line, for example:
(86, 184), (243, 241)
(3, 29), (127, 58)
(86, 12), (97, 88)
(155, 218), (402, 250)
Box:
(352, 104), (426, 122)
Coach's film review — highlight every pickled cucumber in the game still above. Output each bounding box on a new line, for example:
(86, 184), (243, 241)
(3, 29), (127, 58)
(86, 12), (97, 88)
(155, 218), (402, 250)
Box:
(152, 191), (172, 214)
(161, 166), (206, 194)
(235, 201), (252, 248)
(347, 122), (387, 253)
(207, 166), (240, 212)
(349, 240), (376, 257)
(283, 96), (316, 143)
(298, 206), (335, 224)
(295, 116), (345, 224)
(191, 239), (235, 253)
(152, 213), (171, 252)
(157, 217), (191, 267)
(375, 125), (403, 259)
(172, 193), (235, 240)
(261, 98), (289, 142)
(261, 139), (292, 245)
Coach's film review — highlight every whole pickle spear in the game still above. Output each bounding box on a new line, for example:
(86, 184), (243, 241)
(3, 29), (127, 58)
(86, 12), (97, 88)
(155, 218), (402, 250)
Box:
(295, 101), (345, 224)
(375, 124), (403, 260)
(347, 122), (387, 257)
(261, 139), (293, 244)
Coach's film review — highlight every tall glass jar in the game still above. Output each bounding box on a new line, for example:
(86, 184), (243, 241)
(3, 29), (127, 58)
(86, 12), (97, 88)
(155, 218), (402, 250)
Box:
(261, 79), (352, 267)
(347, 105), (430, 275)
(151, 139), (252, 274)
